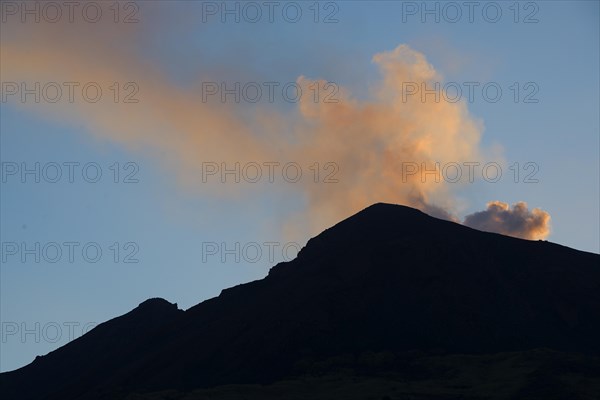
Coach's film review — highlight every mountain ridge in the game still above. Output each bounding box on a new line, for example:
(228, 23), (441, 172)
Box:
(2, 203), (599, 399)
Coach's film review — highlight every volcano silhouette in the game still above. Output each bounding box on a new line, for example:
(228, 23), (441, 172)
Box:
(2, 203), (599, 399)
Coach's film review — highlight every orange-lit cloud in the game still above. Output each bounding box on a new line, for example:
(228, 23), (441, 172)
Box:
(463, 201), (551, 240)
(0, 13), (550, 241)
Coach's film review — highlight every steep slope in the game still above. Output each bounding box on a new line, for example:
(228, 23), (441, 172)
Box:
(2, 203), (599, 399)
(1, 298), (184, 399)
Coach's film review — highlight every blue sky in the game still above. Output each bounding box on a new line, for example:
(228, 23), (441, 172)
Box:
(1, 1), (598, 372)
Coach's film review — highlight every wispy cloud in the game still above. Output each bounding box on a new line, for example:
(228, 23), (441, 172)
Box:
(1, 10), (550, 240)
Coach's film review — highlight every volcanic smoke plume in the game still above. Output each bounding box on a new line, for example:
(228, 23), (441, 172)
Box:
(0, 7), (551, 240)
(464, 201), (551, 240)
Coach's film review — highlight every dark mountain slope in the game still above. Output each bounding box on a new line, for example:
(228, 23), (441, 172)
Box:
(1, 298), (184, 399)
(2, 203), (599, 399)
